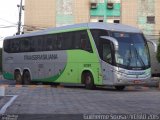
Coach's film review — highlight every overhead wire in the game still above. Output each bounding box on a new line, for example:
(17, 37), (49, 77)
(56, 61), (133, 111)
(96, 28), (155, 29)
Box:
(0, 25), (17, 28)
(0, 18), (17, 25)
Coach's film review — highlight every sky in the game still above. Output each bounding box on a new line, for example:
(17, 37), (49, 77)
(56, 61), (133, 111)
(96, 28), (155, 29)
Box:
(0, 0), (24, 48)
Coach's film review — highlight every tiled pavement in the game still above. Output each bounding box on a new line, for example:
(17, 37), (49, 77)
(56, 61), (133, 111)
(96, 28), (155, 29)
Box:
(1, 85), (160, 114)
(0, 96), (11, 109)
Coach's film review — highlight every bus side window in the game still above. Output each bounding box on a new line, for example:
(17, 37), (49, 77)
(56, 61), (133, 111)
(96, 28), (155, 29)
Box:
(73, 30), (92, 52)
(45, 35), (54, 51)
(74, 31), (81, 49)
(34, 36), (45, 51)
(29, 37), (35, 52)
(90, 29), (109, 52)
(52, 35), (57, 50)
(43, 34), (57, 51)
(32, 36), (37, 51)
(4, 40), (11, 53)
(80, 31), (92, 53)
(11, 39), (20, 53)
(63, 32), (73, 50)
(102, 41), (113, 64)
(57, 34), (63, 50)
(80, 34), (86, 49)
(21, 38), (31, 52)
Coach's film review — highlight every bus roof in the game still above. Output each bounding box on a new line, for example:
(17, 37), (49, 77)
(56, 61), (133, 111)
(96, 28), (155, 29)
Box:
(5, 23), (142, 40)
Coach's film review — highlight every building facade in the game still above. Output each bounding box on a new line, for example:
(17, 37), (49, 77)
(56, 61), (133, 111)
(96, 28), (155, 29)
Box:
(24, 0), (160, 36)
(121, 0), (160, 36)
(90, 0), (121, 23)
(24, 0), (90, 32)
(24, 0), (121, 32)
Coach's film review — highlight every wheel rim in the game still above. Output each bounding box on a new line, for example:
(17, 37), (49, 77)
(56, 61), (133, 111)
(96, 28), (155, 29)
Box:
(16, 74), (21, 81)
(15, 72), (22, 84)
(85, 75), (91, 85)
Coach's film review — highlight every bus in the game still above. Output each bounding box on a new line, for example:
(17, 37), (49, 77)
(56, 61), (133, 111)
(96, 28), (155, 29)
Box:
(2, 23), (155, 90)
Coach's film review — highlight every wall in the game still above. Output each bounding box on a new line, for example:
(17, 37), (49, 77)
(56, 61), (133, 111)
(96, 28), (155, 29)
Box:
(74, 0), (90, 23)
(24, 0), (56, 31)
(121, 0), (138, 27)
(90, 3), (120, 17)
(155, 0), (160, 35)
(137, 0), (155, 35)
(90, 0), (121, 22)
(56, 0), (74, 26)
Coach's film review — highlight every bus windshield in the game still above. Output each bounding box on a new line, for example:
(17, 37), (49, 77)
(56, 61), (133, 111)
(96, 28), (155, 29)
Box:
(110, 32), (150, 70)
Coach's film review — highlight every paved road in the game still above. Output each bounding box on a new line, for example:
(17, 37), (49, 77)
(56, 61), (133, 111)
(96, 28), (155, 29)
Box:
(1, 85), (159, 114)
(0, 79), (15, 85)
(0, 78), (160, 115)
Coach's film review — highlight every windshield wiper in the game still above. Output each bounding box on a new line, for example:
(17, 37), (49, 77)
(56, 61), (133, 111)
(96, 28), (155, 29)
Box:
(134, 47), (145, 68)
(124, 44), (133, 69)
(126, 49), (132, 68)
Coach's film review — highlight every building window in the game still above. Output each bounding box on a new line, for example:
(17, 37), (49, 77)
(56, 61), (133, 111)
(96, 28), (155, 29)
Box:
(90, 3), (97, 9)
(99, 20), (103, 22)
(90, 0), (98, 9)
(107, 2), (114, 9)
(114, 20), (120, 23)
(147, 16), (155, 24)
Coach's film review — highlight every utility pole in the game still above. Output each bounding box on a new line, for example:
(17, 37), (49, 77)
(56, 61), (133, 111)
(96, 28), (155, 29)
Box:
(17, 0), (23, 35)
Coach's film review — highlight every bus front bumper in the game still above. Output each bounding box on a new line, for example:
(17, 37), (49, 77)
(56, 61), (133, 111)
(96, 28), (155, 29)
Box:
(114, 76), (151, 86)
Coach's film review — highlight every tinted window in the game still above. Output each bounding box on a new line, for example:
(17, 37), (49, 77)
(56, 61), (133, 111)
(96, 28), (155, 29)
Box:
(57, 33), (64, 50)
(63, 32), (73, 49)
(91, 29), (109, 49)
(20, 38), (31, 52)
(4, 30), (93, 53)
(34, 36), (44, 51)
(10, 39), (20, 53)
(102, 42), (113, 64)
(4, 40), (11, 52)
(74, 31), (92, 52)
(45, 35), (57, 51)
(91, 29), (109, 55)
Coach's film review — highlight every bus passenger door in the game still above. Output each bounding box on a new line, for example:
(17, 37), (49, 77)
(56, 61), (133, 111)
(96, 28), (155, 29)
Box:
(100, 39), (114, 85)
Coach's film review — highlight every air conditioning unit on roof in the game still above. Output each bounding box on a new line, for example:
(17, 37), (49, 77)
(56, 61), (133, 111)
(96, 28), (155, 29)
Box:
(90, 0), (98, 9)
(107, 2), (114, 9)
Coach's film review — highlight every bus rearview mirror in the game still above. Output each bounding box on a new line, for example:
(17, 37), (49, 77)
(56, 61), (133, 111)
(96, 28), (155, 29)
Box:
(100, 36), (119, 51)
(147, 40), (157, 52)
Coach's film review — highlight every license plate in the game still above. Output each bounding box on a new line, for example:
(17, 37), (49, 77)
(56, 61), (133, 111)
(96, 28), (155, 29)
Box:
(134, 80), (141, 84)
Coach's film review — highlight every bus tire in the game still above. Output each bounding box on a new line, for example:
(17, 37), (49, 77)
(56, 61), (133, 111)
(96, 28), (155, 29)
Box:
(14, 71), (22, 85)
(115, 86), (125, 91)
(83, 72), (95, 90)
(23, 71), (31, 85)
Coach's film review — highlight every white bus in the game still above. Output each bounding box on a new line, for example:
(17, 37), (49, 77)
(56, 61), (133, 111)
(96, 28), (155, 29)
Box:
(2, 23), (155, 90)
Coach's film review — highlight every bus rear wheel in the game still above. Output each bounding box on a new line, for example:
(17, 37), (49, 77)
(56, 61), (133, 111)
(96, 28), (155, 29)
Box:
(23, 71), (31, 85)
(14, 71), (22, 85)
(83, 72), (95, 90)
(115, 86), (125, 91)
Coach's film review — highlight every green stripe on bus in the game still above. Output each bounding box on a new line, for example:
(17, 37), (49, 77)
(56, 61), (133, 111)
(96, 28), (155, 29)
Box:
(32, 66), (66, 82)
(3, 72), (14, 80)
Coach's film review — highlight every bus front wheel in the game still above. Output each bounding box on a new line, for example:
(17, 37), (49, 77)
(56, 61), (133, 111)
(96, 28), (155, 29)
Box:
(23, 71), (31, 85)
(115, 86), (125, 91)
(83, 72), (95, 90)
(14, 71), (22, 85)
